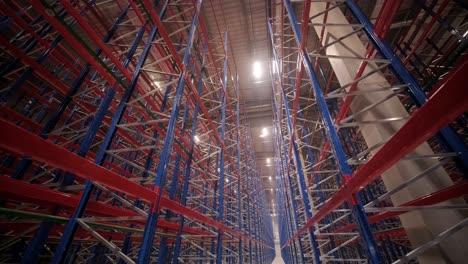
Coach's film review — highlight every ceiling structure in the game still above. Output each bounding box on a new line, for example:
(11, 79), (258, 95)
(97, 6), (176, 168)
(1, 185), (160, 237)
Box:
(202, 0), (276, 213)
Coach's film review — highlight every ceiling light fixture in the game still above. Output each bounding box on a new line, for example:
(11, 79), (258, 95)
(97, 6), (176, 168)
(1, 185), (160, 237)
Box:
(252, 61), (262, 79)
(260, 127), (269, 138)
(153, 81), (163, 91)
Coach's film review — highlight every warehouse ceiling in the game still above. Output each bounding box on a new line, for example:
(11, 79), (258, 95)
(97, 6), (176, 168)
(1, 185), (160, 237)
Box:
(202, 0), (276, 213)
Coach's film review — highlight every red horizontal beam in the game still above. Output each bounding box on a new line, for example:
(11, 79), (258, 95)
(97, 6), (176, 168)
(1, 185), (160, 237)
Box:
(0, 177), (211, 236)
(0, 223), (240, 245)
(29, 2), (116, 87)
(373, 228), (407, 240)
(0, 105), (42, 133)
(2, 4), (96, 88)
(0, 118), (156, 201)
(0, 36), (70, 95)
(332, 180), (468, 233)
(0, 177), (134, 217)
(0, 119), (269, 247)
(329, 229), (407, 248)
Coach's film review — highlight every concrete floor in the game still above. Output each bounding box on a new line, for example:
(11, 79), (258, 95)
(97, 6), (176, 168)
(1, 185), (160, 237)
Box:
(272, 222), (285, 264)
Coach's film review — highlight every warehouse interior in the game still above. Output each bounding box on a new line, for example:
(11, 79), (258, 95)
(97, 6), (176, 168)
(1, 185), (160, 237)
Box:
(0, 0), (467, 263)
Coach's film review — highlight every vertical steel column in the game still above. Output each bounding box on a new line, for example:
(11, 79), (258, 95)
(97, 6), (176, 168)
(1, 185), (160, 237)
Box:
(268, 17), (321, 264)
(172, 45), (207, 264)
(157, 39), (197, 262)
(24, 7), (142, 263)
(281, 1), (380, 262)
(235, 74), (243, 264)
(273, 100), (305, 263)
(273, 121), (298, 264)
(272, 95), (305, 263)
(248, 185), (252, 264)
(215, 29), (228, 264)
(50, 14), (149, 262)
(138, 1), (203, 262)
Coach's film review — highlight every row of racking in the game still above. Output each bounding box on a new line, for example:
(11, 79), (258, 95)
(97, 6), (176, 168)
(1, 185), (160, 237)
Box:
(269, 0), (467, 263)
(0, 0), (275, 263)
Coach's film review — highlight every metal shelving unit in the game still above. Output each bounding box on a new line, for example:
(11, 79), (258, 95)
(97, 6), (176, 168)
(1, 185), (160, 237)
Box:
(1, 0), (467, 263)
(269, 0), (467, 263)
(0, 0), (274, 263)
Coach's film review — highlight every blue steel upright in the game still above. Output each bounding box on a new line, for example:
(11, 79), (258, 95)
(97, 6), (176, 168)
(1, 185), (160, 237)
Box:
(137, 0), (203, 263)
(268, 17), (321, 264)
(215, 29), (229, 264)
(235, 74), (243, 264)
(32, 7), (146, 264)
(171, 45), (207, 264)
(50, 1), (171, 262)
(271, 1), (381, 262)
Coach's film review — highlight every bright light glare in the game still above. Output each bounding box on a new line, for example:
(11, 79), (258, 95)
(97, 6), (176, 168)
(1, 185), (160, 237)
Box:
(269, 176), (272, 181)
(252, 61), (262, 79)
(225, 178), (229, 183)
(260, 127), (269, 138)
(272, 59), (277, 74)
(153, 81), (162, 90)
(270, 188), (273, 192)
(266, 158), (271, 163)
(194, 135), (200, 143)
